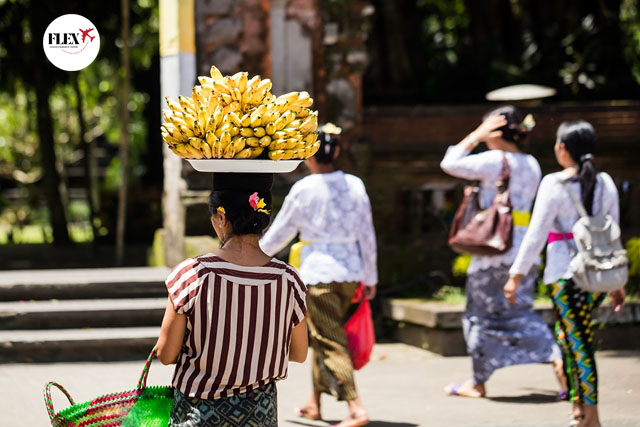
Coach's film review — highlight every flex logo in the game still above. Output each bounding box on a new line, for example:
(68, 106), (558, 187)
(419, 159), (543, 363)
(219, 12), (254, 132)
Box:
(43, 15), (100, 71)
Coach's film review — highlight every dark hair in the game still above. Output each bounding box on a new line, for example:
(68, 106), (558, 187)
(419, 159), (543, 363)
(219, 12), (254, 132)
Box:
(208, 189), (272, 240)
(314, 130), (339, 164)
(482, 105), (530, 149)
(557, 120), (597, 215)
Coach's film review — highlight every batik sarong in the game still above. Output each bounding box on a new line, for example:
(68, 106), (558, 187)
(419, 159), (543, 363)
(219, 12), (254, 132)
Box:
(463, 265), (562, 385)
(549, 278), (605, 405)
(169, 381), (277, 426)
(306, 281), (359, 401)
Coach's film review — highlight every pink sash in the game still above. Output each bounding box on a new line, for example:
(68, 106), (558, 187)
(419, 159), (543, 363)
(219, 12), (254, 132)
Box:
(548, 231), (573, 244)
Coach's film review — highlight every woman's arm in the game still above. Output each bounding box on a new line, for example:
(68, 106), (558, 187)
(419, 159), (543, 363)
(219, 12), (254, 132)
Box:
(601, 173), (625, 311)
(356, 188), (378, 290)
(440, 115), (508, 181)
(260, 190), (301, 256)
(156, 297), (187, 365)
(505, 176), (559, 303)
(289, 318), (308, 363)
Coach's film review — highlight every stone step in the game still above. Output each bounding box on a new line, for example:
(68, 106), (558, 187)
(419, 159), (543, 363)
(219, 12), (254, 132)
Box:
(0, 267), (170, 301)
(382, 299), (640, 356)
(0, 298), (167, 330)
(0, 327), (161, 362)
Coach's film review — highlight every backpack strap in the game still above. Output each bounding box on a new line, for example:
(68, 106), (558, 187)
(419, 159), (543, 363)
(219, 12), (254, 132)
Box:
(597, 173), (604, 216)
(559, 178), (590, 218)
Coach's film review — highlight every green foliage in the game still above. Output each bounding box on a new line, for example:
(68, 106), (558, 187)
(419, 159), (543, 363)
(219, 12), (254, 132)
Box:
(626, 237), (640, 296)
(0, 0), (160, 244)
(452, 253), (471, 277)
(366, 0), (640, 102)
(431, 285), (466, 305)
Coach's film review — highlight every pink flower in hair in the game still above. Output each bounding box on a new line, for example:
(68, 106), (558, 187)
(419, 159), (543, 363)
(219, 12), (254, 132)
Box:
(249, 192), (270, 214)
(249, 192), (260, 210)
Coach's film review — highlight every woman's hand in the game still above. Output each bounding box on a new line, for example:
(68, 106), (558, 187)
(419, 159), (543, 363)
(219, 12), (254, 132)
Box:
(461, 114), (508, 150)
(504, 275), (522, 305)
(609, 288), (626, 312)
(363, 285), (377, 300)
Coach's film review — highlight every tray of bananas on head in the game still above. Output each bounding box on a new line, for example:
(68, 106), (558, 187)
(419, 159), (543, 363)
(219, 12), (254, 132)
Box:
(161, 65), (320, 173)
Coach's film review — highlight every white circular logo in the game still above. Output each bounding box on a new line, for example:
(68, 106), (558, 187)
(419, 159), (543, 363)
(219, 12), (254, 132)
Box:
(43, 15), (100, 71)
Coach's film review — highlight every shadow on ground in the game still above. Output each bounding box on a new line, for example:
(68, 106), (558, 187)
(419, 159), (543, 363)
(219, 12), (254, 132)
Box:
(487, 388), (558, 404)
(284, 420), (418, 427)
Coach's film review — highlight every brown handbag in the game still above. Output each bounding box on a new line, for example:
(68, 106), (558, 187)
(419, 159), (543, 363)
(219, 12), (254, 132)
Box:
(448, 155), (513, 255)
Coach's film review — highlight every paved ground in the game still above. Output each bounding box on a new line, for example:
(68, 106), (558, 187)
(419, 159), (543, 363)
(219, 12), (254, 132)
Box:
(1, 343), (638, 426)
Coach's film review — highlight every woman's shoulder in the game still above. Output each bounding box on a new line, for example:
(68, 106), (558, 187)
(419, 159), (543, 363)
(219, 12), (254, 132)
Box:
(270, 258), (307, 290)
(537, 171), (568, 192)
(598, 171), (616, 186)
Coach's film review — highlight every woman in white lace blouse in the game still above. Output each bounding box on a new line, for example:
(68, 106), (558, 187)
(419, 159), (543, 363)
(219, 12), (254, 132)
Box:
(441, 105), (564, 399)
(260, 126), (377, 427)
(505, 120), (625, 427)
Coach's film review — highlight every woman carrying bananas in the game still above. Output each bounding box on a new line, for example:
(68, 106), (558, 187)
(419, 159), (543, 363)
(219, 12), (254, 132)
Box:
(440, 106), (566, 399)
(156, 173), (309, 426)
(260, 124), (378, 427)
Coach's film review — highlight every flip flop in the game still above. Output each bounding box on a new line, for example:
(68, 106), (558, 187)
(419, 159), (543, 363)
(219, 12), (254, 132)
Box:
(296, 406), (321, 421)
(445, 382), (461, 396)
(557, 390), (569, 401)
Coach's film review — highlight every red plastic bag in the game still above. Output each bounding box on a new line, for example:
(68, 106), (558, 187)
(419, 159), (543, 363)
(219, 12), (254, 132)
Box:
(344, 291), (375, 370)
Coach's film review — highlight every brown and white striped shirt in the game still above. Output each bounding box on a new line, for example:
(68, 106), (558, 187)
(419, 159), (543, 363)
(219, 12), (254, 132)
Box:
(166, 254), (307, 400)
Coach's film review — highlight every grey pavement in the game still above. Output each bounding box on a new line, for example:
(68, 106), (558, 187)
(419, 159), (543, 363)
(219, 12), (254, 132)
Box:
(1, 343), (638, 427)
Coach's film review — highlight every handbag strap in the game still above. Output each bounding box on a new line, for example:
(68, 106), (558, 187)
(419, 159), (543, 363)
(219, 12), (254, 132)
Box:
(496, 153), (511, 193)
(43, 381), (76, 421)
(137, 346), (158, 390)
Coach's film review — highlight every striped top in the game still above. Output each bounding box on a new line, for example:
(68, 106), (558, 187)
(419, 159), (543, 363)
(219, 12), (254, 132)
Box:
(166, 254), (307, 400)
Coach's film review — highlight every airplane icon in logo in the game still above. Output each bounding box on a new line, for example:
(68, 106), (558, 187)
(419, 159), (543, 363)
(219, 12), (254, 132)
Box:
(79, 28), (95, 43)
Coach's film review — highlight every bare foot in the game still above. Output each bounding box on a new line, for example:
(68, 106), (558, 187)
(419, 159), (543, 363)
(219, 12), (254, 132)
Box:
(296, 404), (321, 421)
(444, 380), (486, 398)
(572, 402), (584, 421)
(331, 411), (369, 427)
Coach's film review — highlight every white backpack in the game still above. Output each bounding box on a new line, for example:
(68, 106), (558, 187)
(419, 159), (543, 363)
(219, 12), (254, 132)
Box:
(557, 176), (628, 293)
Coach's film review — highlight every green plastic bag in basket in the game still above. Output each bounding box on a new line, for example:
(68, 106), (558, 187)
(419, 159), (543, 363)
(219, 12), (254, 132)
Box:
(43, 347), (173, 427)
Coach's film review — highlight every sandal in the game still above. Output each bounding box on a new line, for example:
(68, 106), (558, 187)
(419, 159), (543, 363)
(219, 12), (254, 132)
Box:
(445, 382), (462, 396)
(444, 382), (485, 398)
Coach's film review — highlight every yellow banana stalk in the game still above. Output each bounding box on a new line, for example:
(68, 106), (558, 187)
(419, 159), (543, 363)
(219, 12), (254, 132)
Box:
(205, 130), (217, 148)
(227, 112), (243, 127)
(284, 138), (299, 150)
(240, 127), (254, 137)
(177, 124), (195, 138)
(259, 135), (272, 147)
(198, 76), (214, 86)
(219, 130), (232, 150)
(268, 139), (287, 151)
(245, 137), (260, 147)
(268, 150), (285, 161)
(265, 122), (277, 135)
(200, 140), (213, 158)
(210, 65), (224, 81)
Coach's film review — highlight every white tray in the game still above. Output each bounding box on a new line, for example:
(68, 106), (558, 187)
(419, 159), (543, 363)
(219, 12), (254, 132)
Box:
(186, 159), (303, 173)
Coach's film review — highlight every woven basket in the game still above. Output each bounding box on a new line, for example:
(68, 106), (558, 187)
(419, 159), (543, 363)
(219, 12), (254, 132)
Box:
(43, 347), (173, 427)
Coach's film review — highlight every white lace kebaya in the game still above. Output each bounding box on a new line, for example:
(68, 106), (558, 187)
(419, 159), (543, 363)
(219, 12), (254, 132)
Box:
(260, 170), (378, 287)
(509, 171), (620, 284)
(440, 145), (542, 274)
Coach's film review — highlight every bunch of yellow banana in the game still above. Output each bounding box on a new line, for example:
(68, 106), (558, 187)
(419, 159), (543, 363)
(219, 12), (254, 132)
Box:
(161, 65), (321, 161)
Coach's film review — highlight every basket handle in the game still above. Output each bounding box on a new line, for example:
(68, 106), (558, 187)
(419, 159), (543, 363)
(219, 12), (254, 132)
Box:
(136, 346), (158, 390)
(43, 381), (76, 421)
